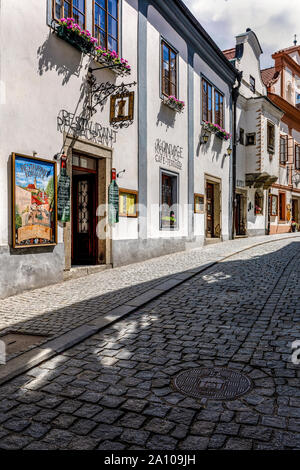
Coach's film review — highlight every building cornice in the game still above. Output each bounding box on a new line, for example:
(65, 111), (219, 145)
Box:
(152, 0), (239, 85)
(268, 92), (300, 132)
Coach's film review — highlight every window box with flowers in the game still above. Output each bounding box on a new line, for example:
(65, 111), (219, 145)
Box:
(163, 96), (185, 113)
(202, 121), (231, 141)
(94, 48), (131, 76)
(56, 18), (98, 54)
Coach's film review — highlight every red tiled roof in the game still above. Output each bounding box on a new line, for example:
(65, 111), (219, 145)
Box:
(223, 48), (236, 60)
(273, 45), (300, 56)
(261, 67), (280, 87)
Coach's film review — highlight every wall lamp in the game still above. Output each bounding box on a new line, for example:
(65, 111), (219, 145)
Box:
(200, 133), (209, 145)
(226, 146), (232, 157)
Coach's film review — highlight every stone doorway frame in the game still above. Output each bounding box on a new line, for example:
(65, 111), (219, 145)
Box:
(204, 174), (222, 239)
(62, 135), (112, 271)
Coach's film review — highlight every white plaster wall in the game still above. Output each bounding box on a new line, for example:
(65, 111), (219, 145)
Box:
(235, 34), (266, 99)
(193, 57), (231, 239)
(146, 20), (189, 240)
(0, 0), (139, 246)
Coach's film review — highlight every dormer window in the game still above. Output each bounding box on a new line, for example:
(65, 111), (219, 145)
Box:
(250, 75), (255, 93)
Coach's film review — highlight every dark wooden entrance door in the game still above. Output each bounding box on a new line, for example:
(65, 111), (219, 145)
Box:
(72, 174), (97, 265)
(235, 193), (244, 235)
(206, 182), (214, 237)
(292, 199), (298, 223)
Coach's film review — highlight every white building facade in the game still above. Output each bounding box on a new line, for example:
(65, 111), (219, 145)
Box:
(0, 0), (238, 298)
(224, 30), (284, 237)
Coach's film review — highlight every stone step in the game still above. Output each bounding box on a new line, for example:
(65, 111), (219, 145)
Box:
(63, 264), (112, 281)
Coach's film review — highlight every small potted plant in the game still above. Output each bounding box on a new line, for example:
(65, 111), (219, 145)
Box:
(291, 220), (297, 232)
(255, 205), (262, 215)
(56, 18), (98, 54)
(163, 95), (185, 113)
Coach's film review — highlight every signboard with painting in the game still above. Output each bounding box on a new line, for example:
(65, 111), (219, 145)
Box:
(12, 154), (57, 248)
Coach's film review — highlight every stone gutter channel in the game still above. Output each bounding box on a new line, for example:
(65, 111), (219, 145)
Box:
(0, 234), (299, 386)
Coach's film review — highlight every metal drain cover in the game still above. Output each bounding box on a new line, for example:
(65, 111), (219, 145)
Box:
(172, 367), (252, 400)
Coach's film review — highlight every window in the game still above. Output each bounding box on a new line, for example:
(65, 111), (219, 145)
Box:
(296, 92), (300, 109)
(119, 189), (138, 218)
(194, 194), (204, 214)
(160, 171), (178, 230)
(239, 128), (245, 145)
(279, 192), (286, 221)
(280, 135), (288, 164)
(246, 133), (256, 146)
(295, 144), (300, 170)
(202, 78), (212, 123)
(267, 121), (275, 153)
(255, 191), (263, 215)
(214, 90), (224, 128)
(53, 0), (86, 29)
(250, 75), (255, 93)
(94, 0), (118, 52)
(161, 41), (177, 98)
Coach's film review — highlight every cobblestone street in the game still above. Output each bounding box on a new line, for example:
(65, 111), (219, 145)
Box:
(0, 236), (300, 450)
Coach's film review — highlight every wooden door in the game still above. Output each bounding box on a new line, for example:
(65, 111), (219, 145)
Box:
(72, 174), (97, 265)
(206, 182), (214, 237)
(292, 199), (298, 223)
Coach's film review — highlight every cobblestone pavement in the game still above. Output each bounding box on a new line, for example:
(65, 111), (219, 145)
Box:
(0, 234), (299, 361)
(0, 238), (299, 450)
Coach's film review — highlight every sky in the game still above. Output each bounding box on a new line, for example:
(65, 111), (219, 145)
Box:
(183, 0), (300, 69)
(15, 157), (53, 190)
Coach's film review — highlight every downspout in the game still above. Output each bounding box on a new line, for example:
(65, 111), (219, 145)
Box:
(231, 72), (242, 239)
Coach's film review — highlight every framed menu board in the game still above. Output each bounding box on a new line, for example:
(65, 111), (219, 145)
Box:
(194, 194), (205, 213)
(12, 153), (57, 248)
(119, 188), (138, 218)
(270, 194), (278, 216)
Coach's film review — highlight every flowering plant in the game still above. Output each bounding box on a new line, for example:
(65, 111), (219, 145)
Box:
(164, 95), (185, 112)
(95, 47), (131, 75)
(58, 18), (98, 45)
(56, 18), (131, 75)
(203, 121), (231, 141)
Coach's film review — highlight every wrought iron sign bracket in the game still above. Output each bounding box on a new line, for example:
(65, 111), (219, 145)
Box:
(87, 71), (136, 120)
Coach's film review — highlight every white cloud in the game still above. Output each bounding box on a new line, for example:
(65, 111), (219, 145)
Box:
(183, 0), (300, 68)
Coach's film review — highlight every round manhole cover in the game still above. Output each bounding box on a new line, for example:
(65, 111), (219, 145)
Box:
(172, 367), (252, 400)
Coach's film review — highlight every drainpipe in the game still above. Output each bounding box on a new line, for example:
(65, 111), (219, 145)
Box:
(231, 72), (242, 239)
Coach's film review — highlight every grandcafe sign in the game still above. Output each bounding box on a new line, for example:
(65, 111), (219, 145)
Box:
(154, 138), (184, 170)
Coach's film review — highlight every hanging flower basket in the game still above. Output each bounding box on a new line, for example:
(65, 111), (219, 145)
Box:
(56, 18), (98, 54)
(94, 47), (131, 76)
(202, 121), (231, 141)
(163, 96), (185, 113)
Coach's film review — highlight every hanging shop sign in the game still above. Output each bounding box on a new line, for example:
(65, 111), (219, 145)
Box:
(154, 139), (184, 170)
(57, 166), (71, 223)
(110, 91), (134, 128)
(12, 153), (57, 248)
(57, 110), (117, 148)
(108, 169), (119, 225)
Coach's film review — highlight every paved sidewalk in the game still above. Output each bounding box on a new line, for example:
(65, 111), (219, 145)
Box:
(0, 233), (299, 362)
(0, 237), (299, 449)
